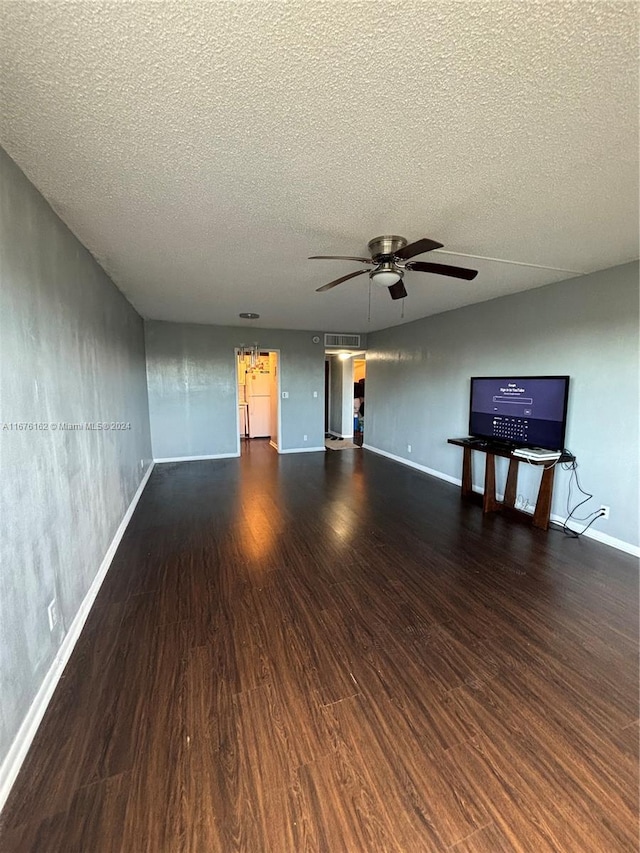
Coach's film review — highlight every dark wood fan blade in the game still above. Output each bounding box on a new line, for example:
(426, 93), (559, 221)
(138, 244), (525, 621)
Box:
(388, 280), (407, 300)
(394, 238), (444, 260)
(406, 261), (478, 280)
(315, 269), (368, 292)
(308, 255), (374, 264)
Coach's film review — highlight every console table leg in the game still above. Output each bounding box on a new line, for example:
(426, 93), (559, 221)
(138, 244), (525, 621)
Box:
(461, 447), (472, 499)
(533, 466), (555, 530)
(504, 459), (518, 509)
(483, 453), (500, 513)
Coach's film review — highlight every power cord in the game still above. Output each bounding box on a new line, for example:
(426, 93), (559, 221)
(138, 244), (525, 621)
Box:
(521, 456), (562, 471)
(549, 451), (605, 538)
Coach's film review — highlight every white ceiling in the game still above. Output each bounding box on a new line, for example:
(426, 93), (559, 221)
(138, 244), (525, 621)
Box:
(1, 1), (638, 333)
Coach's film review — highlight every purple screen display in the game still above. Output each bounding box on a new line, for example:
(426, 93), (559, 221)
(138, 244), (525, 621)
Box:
(471, 378), (567, 421)
(469, 376), (569, 449)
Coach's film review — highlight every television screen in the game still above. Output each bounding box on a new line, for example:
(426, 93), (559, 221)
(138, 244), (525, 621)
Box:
(469, 376), (570, 451)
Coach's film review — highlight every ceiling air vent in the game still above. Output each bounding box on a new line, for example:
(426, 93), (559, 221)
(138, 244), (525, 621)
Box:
(324, 333), (361, 348)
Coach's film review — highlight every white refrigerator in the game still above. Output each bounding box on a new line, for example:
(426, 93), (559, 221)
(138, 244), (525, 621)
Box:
(246, 372), (271, 438)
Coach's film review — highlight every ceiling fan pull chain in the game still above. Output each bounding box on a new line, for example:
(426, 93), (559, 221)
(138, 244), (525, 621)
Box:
(368, 280), (372, 324)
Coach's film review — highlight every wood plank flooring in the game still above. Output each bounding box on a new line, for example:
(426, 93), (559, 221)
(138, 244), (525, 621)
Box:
(1, 441), (638, 851)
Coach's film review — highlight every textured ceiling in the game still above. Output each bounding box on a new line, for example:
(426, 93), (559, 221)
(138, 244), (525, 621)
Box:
(1, 1), (638, 333)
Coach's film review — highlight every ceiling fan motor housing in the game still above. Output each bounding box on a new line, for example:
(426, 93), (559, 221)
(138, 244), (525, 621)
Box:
(367, 235), (408, 260)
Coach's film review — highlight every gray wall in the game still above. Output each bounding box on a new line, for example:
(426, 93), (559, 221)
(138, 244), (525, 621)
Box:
(365, 262), (639, 548)
(0, 149), (152, 772)
(145, 320), (325, 457)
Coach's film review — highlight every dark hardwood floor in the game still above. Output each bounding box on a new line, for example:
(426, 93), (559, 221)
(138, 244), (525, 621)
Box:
(1, 441), (638, 852)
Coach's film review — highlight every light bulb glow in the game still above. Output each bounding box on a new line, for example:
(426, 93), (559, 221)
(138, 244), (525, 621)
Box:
(371, 268), (402, 287)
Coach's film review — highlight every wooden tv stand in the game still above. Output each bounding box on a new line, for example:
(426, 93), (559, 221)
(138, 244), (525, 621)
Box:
(447, 439), (575, 530)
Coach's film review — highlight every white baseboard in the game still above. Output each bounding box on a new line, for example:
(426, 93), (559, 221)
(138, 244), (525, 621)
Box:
(157, 447), (328, 458)
(277, 446), (326, 454)
(363, 443), (461, 487)
(0, 462), (155, 816)
(509, 501), (639, 557)
(328, 430), (354, 439)
(154, 452), (239, 463)
(547, 518), (639, 557)
(362, 444), (639, 558)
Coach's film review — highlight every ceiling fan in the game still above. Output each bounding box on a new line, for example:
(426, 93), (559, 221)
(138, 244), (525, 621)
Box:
(309, 235), (478, 300)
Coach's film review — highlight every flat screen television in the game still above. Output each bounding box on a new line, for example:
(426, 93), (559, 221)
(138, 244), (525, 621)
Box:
(469, 376), (570, 451)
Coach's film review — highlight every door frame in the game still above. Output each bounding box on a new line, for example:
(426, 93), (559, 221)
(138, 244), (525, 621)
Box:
(234, 347), (282, 453)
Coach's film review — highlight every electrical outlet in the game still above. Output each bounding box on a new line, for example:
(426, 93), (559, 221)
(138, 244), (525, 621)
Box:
(599, 505), (610, 520)
(140, 459), (145, 470)
(407, 444), (412, 453)
(313, 391), (318, 398)
(47, 598), (58, 632)
(281, 391), (289, 399)
(303, 434), (308, 441)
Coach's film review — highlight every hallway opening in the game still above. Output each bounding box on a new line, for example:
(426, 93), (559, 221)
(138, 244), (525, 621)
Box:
(236, 349), (280, 453)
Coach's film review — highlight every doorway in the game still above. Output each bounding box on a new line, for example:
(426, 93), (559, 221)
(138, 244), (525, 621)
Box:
(324, 352), (365, 443)
(236, 349), (281, 452)
(353, 357), (366, 446)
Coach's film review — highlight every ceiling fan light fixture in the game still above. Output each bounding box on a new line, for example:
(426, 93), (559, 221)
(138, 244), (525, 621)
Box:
(370, 265), (402, 288)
